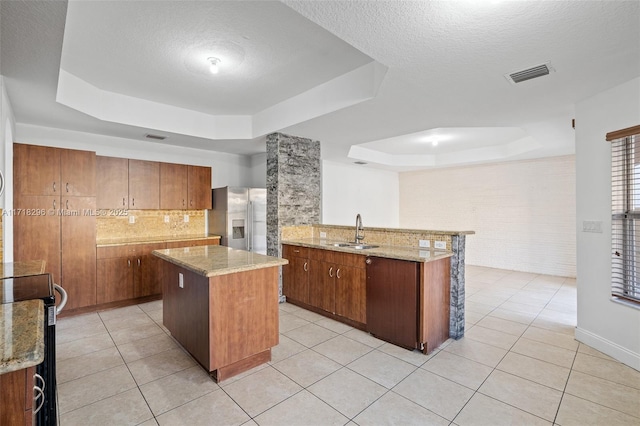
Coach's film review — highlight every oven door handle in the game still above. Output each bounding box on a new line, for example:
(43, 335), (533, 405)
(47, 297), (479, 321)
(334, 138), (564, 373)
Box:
(54, 284), (68, 314)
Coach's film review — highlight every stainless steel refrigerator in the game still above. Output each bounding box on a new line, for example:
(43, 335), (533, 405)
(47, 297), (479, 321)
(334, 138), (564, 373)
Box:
(208, 187), (267, 255)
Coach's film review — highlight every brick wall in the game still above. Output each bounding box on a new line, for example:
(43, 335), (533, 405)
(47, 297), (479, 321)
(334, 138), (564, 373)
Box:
(400, 155), (576, 277)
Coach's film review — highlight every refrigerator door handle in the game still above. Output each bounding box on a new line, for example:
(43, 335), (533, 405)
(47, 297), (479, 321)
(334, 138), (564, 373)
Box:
(248, 201), (253, 252)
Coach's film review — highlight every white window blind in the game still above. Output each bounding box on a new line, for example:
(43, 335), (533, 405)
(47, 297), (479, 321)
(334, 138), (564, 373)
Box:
(610, 125), (640, 305)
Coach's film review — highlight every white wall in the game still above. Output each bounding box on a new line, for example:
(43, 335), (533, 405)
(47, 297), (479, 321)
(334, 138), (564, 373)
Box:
(16, 124), (259, 188)
(575, 77), (640, 370)
(399, 156), (576, 277)
(249, 153), (267, 187)
(1, 77), (16, 261)
(322, 161), (399, 227)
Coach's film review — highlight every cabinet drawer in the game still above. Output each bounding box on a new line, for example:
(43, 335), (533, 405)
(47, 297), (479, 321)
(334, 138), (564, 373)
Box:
(97, 245), (131, 259)
(283, 245), (309, 258)
(307, 247), (365, 268)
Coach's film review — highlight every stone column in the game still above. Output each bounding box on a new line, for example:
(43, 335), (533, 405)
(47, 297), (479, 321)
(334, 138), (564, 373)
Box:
(266, 132), (321, 301)
(449, 235), (466, 339)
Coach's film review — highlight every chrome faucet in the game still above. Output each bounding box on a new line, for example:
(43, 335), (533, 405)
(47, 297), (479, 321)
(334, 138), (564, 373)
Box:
(354, 214), (365, 243)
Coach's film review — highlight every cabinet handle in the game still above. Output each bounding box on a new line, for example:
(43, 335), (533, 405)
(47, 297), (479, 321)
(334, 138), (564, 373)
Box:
(183, 199), (186, 207)
(128, 259), (131, 268)
(65, 200), (69, 210)
(66, 182), (69, 193)
(53, 181), (56, 192)
(122, 197), (126, 206)
(366, 258), (372, 265)
(303, 262), (308, 272)
(336, 268), (341, 279)
(293, 249), (300, 253)
(190, 199), (193, 207)
(138, 258), (141, 267)
(132, 198), (135, 206)
(53, 199), (56, 210)
(329, 267), (333, 278)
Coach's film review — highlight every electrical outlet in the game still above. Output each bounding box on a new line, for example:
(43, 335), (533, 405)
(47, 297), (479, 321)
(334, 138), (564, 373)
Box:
(583, 220), (603, 233)
(320, 232), (327, 239)
(164, 215), (170, 223)
(179, 273), (184, 288)
(434, 241), (446, 250)
(419, 250), (431, 258)
(183, 215), (189, 223)
(419, 239), (430, 248)
(129, 215), (135, 224)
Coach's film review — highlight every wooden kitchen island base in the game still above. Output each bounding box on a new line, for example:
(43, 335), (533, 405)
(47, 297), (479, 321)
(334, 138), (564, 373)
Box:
(154, 245), (287, 382)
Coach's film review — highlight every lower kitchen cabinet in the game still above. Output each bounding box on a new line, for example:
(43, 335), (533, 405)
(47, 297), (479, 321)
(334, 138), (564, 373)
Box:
(282, 243), (451, 354)
(283, 245), (366, 325)
(96, 238), (219, 305)
(0, 366), (35, 426)
(281, 245), (310, 304)
(97, 242), (166, 304)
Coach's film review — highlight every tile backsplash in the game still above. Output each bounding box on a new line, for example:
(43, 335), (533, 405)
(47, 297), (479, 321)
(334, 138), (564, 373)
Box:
(281, 224), (454, 251)
(96, 209), (206, 240)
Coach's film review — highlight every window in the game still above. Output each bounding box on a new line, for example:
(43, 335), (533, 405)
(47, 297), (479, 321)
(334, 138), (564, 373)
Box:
(609, 125), (640, 305)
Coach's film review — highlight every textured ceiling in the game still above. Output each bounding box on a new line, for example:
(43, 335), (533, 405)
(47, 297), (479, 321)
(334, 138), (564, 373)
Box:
(1, 0), (639, 169)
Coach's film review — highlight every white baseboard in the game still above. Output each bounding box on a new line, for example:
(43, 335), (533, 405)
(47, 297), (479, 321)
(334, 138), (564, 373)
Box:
(575, 327), (640, 371)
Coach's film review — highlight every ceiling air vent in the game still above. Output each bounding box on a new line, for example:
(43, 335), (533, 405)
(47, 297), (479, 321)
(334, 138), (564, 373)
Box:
(353, 161), (368, 165)
(505, 62), (554, 84)
(144, 133), (167, 140)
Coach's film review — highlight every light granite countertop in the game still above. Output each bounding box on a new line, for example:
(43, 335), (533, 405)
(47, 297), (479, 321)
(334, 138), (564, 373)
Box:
(153, 245), (288, 277)
(281, 238), (454, 263)
(0, 260), (46, 279)
(97, 234), (221, 247)
(0, 299), (45, 375)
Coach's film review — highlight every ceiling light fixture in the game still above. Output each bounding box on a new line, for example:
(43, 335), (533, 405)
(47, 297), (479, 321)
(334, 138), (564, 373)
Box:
(432, 139), (439, 147)
(208, 57), (221, 74)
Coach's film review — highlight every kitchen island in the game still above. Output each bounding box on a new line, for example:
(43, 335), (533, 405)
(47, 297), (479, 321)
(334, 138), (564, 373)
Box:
(153, 245), (287, 382)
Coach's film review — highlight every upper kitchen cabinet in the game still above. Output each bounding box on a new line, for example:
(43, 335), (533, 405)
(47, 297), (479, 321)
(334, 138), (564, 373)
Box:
(159, 163), (211, 210)
(159, 162), (188, 209)
(187, 165), (212, 209)
(14, 144), (96, 197)
(14, 143), (61, 195)
(97, 156), (129, 208)
(129, 160), (160, 209)
(60, 149), (96, 196)
(96, 157), (160, 209)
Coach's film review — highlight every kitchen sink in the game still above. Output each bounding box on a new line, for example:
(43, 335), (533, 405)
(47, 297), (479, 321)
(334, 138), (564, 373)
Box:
(330, 242), (379, 250)
(352, 244), (379, 250)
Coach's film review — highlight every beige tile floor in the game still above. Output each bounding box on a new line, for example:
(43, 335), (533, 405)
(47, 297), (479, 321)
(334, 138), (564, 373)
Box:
(55, 265), (640, 425)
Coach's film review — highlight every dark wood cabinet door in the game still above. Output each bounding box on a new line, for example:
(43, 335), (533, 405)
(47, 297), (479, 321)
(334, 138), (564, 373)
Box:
(160, 162), (188, 209)
(134, 243), (166, 298)
(335, 264), (366, 324)
(60, 149), (96, 196)
(13, 195), (61, 285)
(187, 165), (211, 209)
(282, 254), (310, 304)
(309, 259), (335, 313)
(129, 160), (160, 209)
(0, 367), (30, 425)
(97, 156), (129, 209)
(61, 196), (97, 310)
(366, 256), (419, 349)
(97, 257), (133, 304)
(14, 143), (60, 195)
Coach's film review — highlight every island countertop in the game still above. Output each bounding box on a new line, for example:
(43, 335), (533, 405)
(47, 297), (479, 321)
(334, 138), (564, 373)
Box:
(0, 299), (45, 375)
(281, 238), (454, 263)
(152, 245), (288, 277)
